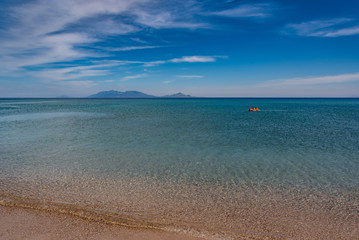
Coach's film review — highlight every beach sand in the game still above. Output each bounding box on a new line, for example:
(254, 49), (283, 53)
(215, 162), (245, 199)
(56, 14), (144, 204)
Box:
(0, 206), (202, 240)
(1, 181), (358, 239)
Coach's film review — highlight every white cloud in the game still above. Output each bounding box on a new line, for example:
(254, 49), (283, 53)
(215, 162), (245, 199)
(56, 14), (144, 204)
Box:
(134, 10), (207, 29)
(163, 80), (173, 84)
(323, 26), (359, 37)
(0, 0), (148, 72)
(210, 3), (274, 18)
(34, 63), (116, 80)
(131, 38), (148, 44)
(0, 32), (99, 71)
(106, 46), (160, 51)
(132, 1), (208, 30)
(192, 85), (359, 98)
(188, 73), (359, 97)
(143, 55), (222, 67)
(121, 73), (148, 81)
(266, 72), (359, 86)
(187, 72), (359, 97)
(0, 0), (216, 76)
(143, 60), (166, 67)
(106, 60), (146, 65)
(170, 56), (216, 63)
(284, 18), (359, 37)
(242, 72), (359, 97)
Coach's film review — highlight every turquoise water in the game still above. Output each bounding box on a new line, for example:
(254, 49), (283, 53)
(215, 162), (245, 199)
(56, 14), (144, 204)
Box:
(1, 98), (358, 238)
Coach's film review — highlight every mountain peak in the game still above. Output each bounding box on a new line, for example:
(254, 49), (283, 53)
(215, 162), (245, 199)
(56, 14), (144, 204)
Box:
(163, 92), (192, 98)
(87, 90), (154, 98)
(87, 90), (193, 98)
(87, 90), (122, 98)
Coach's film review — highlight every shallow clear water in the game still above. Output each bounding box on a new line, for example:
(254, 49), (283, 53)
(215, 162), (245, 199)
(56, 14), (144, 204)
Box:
(1, 98), (358, 238)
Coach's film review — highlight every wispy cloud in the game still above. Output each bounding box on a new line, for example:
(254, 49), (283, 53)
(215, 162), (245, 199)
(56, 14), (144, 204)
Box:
(0, 0), (268, 89)
(210, 3), (274, 18)
(92, 56), (221, 68)
(0, 0), (209, 73)
(33, 63), (117, 81)
(134, 10), (208, 29)
(284, 18), (359, 37)
(163, 80), (173, 84)
(144, 56), (222, 67)
(121, 73), (148, 81)
(131, 38), (148, 44)
(262, 72), (359, 97)
(323, 26), (359, 37)
(170, 56), (217, 63)
(234, 72), (359, 97)
(106, 60), (146, 65)
(266, 72), (359, 86)
(176, 75), (204, 78)
(106, 46), (160, 51)
(0, 0), (146, 72)
(190, 72), (359, 97)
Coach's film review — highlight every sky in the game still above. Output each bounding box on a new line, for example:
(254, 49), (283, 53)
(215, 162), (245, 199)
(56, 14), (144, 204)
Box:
(0, 0), (359, 97)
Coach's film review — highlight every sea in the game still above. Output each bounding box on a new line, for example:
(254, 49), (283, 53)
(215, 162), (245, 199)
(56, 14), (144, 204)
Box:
(0, 98), (358, 239)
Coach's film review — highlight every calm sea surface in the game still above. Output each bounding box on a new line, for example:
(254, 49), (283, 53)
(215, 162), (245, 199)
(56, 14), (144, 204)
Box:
(1, 98), (358, 239)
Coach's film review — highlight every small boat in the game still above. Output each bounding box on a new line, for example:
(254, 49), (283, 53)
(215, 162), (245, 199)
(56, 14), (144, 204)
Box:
(248, 107), (260, 112)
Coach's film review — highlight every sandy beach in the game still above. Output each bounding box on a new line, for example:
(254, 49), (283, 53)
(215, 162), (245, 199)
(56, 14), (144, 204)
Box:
(0, 206), (203, 240)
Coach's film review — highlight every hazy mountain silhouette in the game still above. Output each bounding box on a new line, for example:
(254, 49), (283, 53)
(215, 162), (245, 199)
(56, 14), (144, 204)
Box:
(87, 90), (193, 98)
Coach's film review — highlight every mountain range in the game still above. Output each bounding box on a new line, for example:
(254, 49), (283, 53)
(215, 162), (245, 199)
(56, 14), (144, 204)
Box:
(87, 90), (192, 98)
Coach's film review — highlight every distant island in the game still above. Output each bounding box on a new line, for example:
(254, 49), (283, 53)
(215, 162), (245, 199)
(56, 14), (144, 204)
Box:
(162, 92), (192, 98)
(87, 90), (193, 98)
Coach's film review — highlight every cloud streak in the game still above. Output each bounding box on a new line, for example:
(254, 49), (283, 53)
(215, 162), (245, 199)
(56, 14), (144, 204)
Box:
(143, 56), (221, 67)
(98, 56), (222, 68)
(176, 75), (204, 78)
(190, 72), (359, 97)
(34, 63), (116, 81)
(121, 73), (148, 81)
(238, 72), (359, 97)
(0, 0), (211, 72)
(0, 0), (146, 72)
(170, 56), (217, 63)
(162, 80), (173, 84)
(210, 3), (274, 18)
(266, 72), (359, 86)
(134, 10), (208, 29)
(284, 18), (359, 37)
(106, 46), (160, 51)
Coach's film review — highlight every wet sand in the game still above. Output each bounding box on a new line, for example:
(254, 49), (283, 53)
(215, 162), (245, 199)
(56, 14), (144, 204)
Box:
(1, 174), (359, 240)
(0, 206), (203, 240)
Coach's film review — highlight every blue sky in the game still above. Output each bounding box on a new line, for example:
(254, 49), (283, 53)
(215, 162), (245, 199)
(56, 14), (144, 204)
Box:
(0, 0), (359, 97)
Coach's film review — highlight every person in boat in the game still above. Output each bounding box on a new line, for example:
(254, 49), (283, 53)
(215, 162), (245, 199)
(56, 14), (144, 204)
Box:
(248, 107), (260, 111)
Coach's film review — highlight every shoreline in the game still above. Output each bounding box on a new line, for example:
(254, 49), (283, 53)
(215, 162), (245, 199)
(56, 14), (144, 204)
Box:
(1, 188), (358, 240)
(0, 205), (204, 240)
(1, 174), (359, 240)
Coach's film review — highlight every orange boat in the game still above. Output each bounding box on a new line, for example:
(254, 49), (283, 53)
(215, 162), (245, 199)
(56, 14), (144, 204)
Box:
(248, 107), (260, 111)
